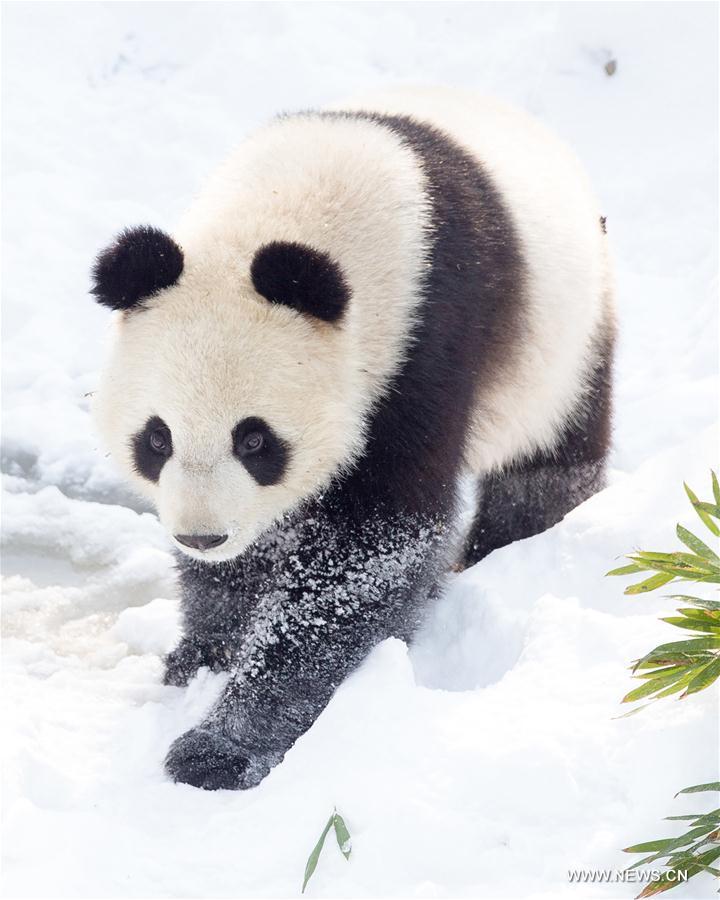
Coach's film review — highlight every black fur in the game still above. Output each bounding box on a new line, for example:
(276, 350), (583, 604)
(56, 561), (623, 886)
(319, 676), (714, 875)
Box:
(250, 241), (349, 322)
(131, 415), (173, 483)
(232, 416), (290, 486)
(91, 226), (184, 311)
(461, 317), (615, 566)
(600, 216), (607, 234)
(319, 111), (527, 516)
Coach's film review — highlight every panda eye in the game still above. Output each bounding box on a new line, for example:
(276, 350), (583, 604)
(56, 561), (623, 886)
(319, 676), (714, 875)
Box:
(232, 417), (288, 485)
(239, 431), (264, 455)
(149, 427), (171, 455)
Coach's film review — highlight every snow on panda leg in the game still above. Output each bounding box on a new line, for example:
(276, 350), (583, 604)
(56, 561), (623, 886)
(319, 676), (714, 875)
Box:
(460, 321), (614, 568)
(164, 499), (451, 790)
(163, 526), (297, 686)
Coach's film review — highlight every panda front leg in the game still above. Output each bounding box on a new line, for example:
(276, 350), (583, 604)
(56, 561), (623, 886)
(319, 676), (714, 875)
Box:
(163, 531), (289, 686)
(164, 507), (450, 790)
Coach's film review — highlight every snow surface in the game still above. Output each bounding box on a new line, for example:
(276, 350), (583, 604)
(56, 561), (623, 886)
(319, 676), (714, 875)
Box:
(2, 2), (718, 897)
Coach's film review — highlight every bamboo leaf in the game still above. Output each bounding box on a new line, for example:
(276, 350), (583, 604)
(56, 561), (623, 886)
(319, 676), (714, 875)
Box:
(659, 617), (720, 633)
(712, 470), (720, 506)
(625, 572), (676, 594)
(607, 563), (645, 577)
(635, 665), (688, 680)
(652, 672), (696, 699)
(636, 877), (676, 898)
(639, 636), (720, 658)
(302, 814), (334, 893)
(625, 824), (712, 855)
(633, 653), (709, 671)
(632, 551), (679, 562)
(622, 669), (693, 703)
(672, 552), (720, 573)
(675, 607), (720, 621)
(623, 839), (676, 853)
(637, 846), (720, 897)
(667, 595), (720, 611)
(676, 782), (720, 796)
(668, 551), (720, 574)
(332, 813), (352, 860)
(676, 524), (720, 562)
(681, 656), (720, 696)
(685, 482), (720, 535)
(694, 501), (720, 518)
(683, 809), (720, 828)
(627, 561), (711, 580)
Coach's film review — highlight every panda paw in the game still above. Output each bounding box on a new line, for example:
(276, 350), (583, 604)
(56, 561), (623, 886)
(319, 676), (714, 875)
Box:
(162, 638), (233, 686)
(164, 727), (270, 791)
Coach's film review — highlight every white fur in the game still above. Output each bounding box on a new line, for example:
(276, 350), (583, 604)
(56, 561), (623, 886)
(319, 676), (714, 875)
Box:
(95, 88), (613, 561)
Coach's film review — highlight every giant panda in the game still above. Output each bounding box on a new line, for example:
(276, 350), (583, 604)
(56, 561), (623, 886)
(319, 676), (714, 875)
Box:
(91, 87), (615, 790)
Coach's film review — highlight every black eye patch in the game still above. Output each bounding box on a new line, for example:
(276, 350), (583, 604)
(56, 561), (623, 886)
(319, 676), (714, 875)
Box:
(131, 415), (173, 483)
(232, 417), (289, 486)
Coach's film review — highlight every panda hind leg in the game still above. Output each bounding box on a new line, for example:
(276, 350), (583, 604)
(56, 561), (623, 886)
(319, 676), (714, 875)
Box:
(460, 327), (614, 569)
(459, 455), (606, 569)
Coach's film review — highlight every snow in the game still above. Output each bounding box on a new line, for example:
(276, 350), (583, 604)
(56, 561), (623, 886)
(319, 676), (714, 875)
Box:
(2, 2), (718, 898)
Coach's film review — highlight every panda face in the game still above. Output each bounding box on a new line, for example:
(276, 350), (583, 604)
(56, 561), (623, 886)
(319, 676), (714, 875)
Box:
(93, 231), (364, 563)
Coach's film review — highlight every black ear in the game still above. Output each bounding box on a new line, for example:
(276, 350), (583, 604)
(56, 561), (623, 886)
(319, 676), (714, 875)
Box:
(91, 226), (184, 311)
(250, 241), (349, 322)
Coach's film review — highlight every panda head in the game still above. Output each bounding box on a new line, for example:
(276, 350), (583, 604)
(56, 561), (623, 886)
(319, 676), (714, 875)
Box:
(92, 226), (362, 562)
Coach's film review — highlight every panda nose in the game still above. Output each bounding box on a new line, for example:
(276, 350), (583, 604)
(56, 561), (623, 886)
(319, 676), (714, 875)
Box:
(174, 534), (228, 551)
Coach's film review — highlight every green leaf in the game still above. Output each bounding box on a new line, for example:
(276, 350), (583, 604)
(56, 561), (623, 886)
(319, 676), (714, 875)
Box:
(624, 824), (712, 855)
(302, 814), (334, 893)
(667, 595), (720, 611)
(607, 562), (645, 577)
(712, 470), (720, 506)
(627, 560), (713, 580)
(679, 809), (720, 829)
(625, 572), (677, 594)
(637, 845), (720, 897)
(676, 782), (720, 796)
(633, 653), (708, 671)
(622, 669), (693, 703)
(685, 482), (720, 536)
(639, 636), (720, 659)
(633, 551), (679, 562)
(695, 501), (720, 518)
(682, 656), (720, 695)
(635, 665), (688, 680)
(668, 552), (720, 574)
(675, 607), (720, 621)
(651, 672), (696, 699)
(676, 524), (720, 562)
(659, 617), (720, 633)
(332, 813), (352, 860)
(623, 838), (676, 853)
